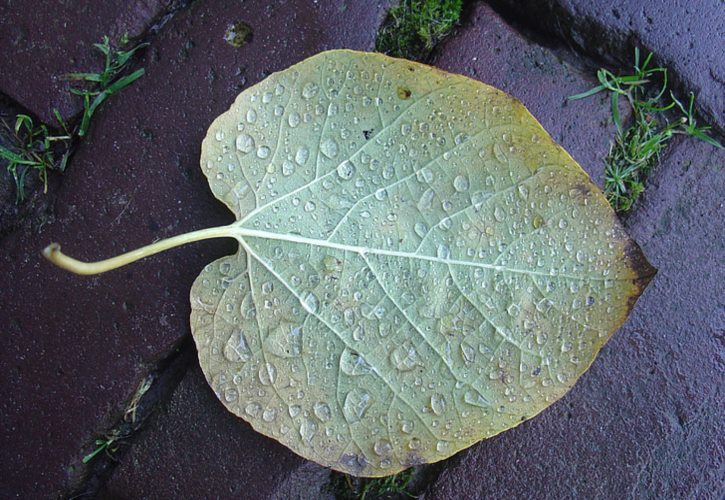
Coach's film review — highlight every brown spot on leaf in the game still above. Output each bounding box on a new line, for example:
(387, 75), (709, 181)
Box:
(397, 86), (412, 99)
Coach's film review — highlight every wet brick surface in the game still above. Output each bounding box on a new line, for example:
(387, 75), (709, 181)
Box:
(0, 0), (391, 496)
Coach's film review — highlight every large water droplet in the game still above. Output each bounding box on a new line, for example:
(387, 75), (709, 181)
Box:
(401, 420), (414, 433)
(245, 402), (262, 417)
(236, 133), (254, 153)
(373, 439), (393, 456)
(436, 440), (450, 453)
(453, 175), (469, 192)
(430, 393), (446, 415)
(299, 418), (317, 444)
(246, 108), (257, 123)
(262, 408), (277, 422)
(437, 244), (451, 260)
(288, 112), (301, 128)
(223, 387), (239, 402)
(464, 390), (491, 408)
(301, 292), (319, 314)
(282, 160), (295, 176)
(343, 388), (371, 422)
(493, 143), (508, 163)
(320, 138), (339, 158)
(390, 341), (419, 371)
(257, 145), (270, 159)
(302, 82), (319, 99)
(224, 330), (251, 363)
(265, 323), (303, 358)
(340, 348), (372, 376)
(414, 222), (428, 238)
(494, 205), (506, 222)
(313, 402), (332, 422)
(258, 362), (277, 386)
(336, 160), (356, 180)
(304, 201), (316, 212)
(417, 188), (435, 211)
(295, 146), (309, 165)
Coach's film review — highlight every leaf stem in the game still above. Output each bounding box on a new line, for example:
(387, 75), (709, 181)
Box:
(42, 224), (238, 275)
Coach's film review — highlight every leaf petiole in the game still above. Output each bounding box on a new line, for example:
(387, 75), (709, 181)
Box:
(42, 224), (238, 275)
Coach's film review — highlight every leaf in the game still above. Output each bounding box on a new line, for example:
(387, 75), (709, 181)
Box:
(191, 51), (655, 476)
(43, 50), (655, 477)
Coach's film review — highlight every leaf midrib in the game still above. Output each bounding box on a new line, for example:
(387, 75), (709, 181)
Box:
(233, 226), (612, 282)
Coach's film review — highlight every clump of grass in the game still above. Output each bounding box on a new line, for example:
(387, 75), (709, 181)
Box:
(376, 0), (463, 61)
(325, 469), (415, 499)
(65, 35), (148, 137)
(0, 112), (71, 202)
(0, 34), (147, 202)
(569, 49), (722, 213)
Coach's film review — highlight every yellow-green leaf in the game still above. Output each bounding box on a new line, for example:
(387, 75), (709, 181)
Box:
(191, 51), (655, 476)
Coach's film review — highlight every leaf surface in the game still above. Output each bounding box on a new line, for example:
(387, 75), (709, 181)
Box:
(191, 50), (655, 476)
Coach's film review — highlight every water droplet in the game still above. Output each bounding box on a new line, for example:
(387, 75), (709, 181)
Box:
(282, 160), (295, 176)
(320, 138), (339, 158)
(343, 388), (371, 422)
(245, 402), (262, 417)
(224, 330), (251, 363)
(561, 341), (573, 353)
(464, 390), (491, 408)
(493, 143), (508, 163)
(258, 362), (277, 386)
(288, 404), (301, 418)
(453, 175), (469, 192)
(390, 341), (419, 371)
(262, 408), (277, 422)
(575, 250), (586, 263)
(265, 323), (303, 358)
(287, 112), (301, 128)
(215, 130), (225, 141)
(401, 420), (414, 433)
(417, 188), (435, 211)
(314, 402), (331, 422)
(417, 167), (434, 183)
(408, 438), (421, 450)
(300, 291), (319, 314)
(295, 146), (310, 166)
(246, 108), (257, 123)
(460, 342), (475, 364)
(507, 303), (520, 316)
(436, 244), (451, 260)
(494, 205), (506, 222)
(236, 133), (254, 153)
(430, 393), (446, 415)
(336, 160), (356, 180)
(223, 387), (239, 402)
(436, 440), (450, 453)
(373, 439), (393, 456)
(352, 325), (365, 341)
(340, 348), (372, 376)
(414, 222), (428, 238)
(299, 418), (317, 443)
(257, 146), (270, 159)
(302, 82), (319, 99)
(518, 185), (529, 199)
(304, 201), (316, 212)
(374, 188), (387, 201)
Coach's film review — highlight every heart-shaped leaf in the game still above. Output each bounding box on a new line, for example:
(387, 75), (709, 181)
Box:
(44, 50), (655, 477)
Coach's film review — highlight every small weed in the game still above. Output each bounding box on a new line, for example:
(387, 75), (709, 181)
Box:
(569, 49), (722, 212)
(326, 469), (415, 499)
(65, 35), (148, 137)
(82, 429), (124, 464)
(0, 112), (71, 202)
(0, 34), (147, 202)
(376, 0), (463, 61)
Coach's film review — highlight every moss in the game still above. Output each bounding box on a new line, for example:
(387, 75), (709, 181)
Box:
(324, 468), (415, 499)
(376, 0), (463, 61)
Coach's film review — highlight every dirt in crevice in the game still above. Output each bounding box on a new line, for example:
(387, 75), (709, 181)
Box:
(63, 336), (196, 499)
